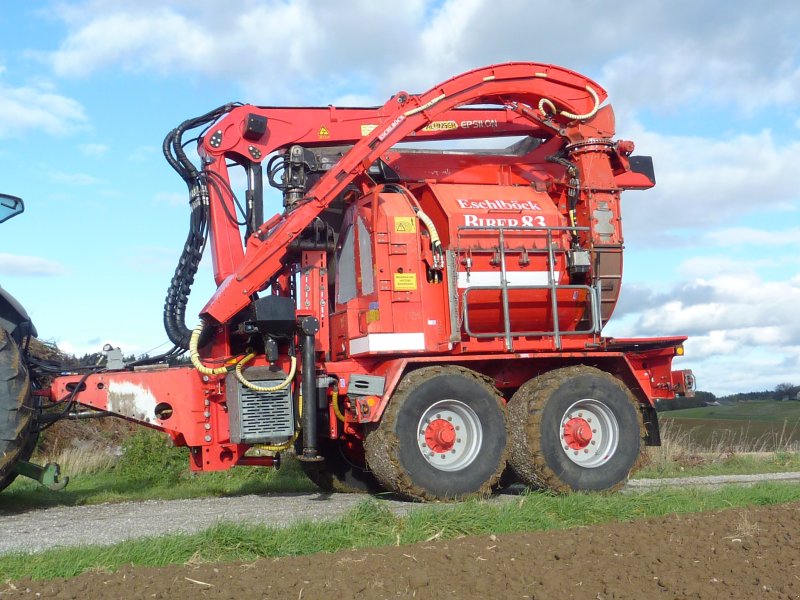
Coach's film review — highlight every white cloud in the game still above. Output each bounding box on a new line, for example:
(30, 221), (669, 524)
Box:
(606, 263), (800, 394)
(47, 0), (428, 102)
(51, 8), (213, 78)
(705, 227), (800, 247)
(0, 80), (87, 138)
(40, 1), (800, 151)
(621, 128), (800, 243)
(39, 0), (800, 136)
(618, 272), (800, 341)
(0, 254), (66, 276)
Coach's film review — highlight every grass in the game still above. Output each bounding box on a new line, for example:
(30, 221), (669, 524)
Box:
(4, 418), (800, 510)
(1, 481), (799, 581)
(1, 429), (314, 511)
(656, 404), (800, 455)
(638, 418), (800, 479)
(662, 400), (800, 422)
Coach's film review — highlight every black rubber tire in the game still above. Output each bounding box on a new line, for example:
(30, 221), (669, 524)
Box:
(507, 365), (644, 493)
(364, 366), (507, 502)
(0, 327), (36, 492)
(299, 437), (382, 494)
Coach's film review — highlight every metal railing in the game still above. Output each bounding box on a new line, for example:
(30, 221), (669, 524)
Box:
(455, 225), (600, 351)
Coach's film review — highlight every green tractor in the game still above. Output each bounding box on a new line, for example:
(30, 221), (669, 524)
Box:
(1, 194), (65, 492)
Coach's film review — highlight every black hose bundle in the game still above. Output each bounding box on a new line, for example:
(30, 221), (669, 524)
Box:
(161, 103), (241, 349)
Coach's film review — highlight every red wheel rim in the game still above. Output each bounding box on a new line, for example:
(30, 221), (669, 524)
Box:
(424, 419), (456, 453)
(563, 417), (593, 450)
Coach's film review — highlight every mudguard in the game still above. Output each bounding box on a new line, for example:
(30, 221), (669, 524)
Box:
(0, 286), (37, 344)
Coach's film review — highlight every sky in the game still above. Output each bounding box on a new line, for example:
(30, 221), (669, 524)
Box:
(0, 0), (798, 396)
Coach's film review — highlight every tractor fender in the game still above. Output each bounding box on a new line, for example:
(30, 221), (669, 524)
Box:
(0, 286), (37, 344)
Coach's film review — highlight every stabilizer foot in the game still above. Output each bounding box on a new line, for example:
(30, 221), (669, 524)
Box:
(13, 461), (69, 491)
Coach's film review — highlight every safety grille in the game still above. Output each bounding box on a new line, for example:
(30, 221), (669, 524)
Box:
(229, 383), (295, 444)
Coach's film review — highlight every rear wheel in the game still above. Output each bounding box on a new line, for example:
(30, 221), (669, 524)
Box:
(0, 327), (37, 492)
(299, 437), (381, 494)
(364, 366), (507, 501)
(507, 365), (643, 493)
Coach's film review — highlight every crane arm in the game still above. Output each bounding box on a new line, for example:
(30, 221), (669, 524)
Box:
(199, 62), (610, 324)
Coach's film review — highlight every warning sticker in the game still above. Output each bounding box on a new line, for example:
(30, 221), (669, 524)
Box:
(360, 124), (378, 136)
(367, 301), (380, 324)
(318, 126), (330, 139)
(394, 272), (417, 291)
(422, 120), (458, 132)
(394, 216), (417, 234)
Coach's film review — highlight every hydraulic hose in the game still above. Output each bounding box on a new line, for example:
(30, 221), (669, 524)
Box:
(382, 183), (444, 267)
(189, 322), (227, 376)
(416, 209), (441, 248)
(403, 93), (445, 117)
(331, 387), (346, 423)
(235, 352), (297, 392)
(162, 103), (241, 350)
(537, 83), (601, 121)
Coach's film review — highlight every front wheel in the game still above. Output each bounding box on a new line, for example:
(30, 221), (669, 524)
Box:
(507, 365), (644, 493)
(364, 366), (507, 501)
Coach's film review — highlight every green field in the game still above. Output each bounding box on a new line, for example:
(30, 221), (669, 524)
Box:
(660, 401), (800, 451)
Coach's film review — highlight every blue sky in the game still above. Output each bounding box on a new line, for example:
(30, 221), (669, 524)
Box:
(1, 0), (798, 395)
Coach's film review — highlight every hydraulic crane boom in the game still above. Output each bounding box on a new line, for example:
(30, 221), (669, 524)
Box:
(197, 62), (618, 325)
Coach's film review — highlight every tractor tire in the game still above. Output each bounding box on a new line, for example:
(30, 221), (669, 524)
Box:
(0, 326), (37, 492)
(364, 366), (507, 502)
(299, 437), (381, 494)
(507, 365), (644, 493)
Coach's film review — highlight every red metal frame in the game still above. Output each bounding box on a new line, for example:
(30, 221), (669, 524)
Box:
(47, 62), (691, 474)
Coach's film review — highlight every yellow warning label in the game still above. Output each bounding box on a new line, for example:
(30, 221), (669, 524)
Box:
(422, 120), (458, 132)
(360, 124), (378, 136)
(318, 126), (330, 139)
(394, 216), (416, 234)
(394, 272), (417, 291)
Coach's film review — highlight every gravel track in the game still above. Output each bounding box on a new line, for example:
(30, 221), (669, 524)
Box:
(1, 471), (799, 556)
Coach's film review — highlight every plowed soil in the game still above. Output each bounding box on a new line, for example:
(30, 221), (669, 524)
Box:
(3, 502), (799, 599)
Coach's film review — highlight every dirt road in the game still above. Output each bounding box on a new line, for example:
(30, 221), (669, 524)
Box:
(2, 472), (800, 556)
(3, 501), (799, 599)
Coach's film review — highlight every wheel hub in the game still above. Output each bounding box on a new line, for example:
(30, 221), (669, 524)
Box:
(563, 417), (592, 449)
(559, 398), (620, 468)
(417, 399), (482, 472)
(424, 419), (456, 453)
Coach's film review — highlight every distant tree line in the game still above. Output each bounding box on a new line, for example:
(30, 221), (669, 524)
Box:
(71, 351), (191, 368)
